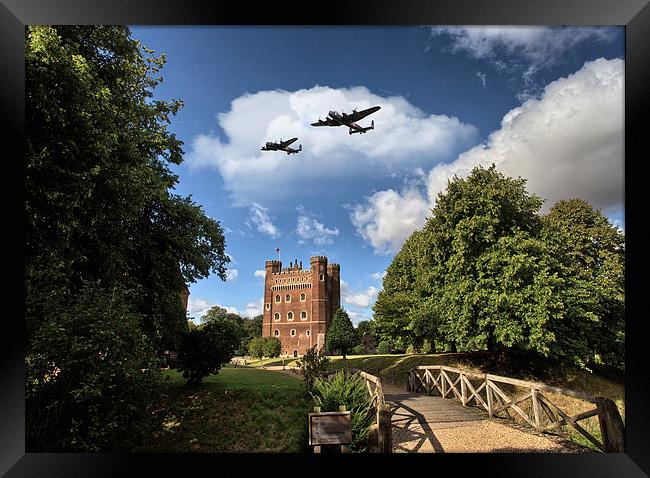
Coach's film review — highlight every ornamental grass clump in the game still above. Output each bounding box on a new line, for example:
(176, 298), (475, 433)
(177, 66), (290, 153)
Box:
(310, 371), (374, 452)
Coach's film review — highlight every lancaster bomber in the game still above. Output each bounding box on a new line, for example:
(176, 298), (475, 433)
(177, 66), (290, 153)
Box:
(311, 105), (381, 135)
(261, 137), (302, 155)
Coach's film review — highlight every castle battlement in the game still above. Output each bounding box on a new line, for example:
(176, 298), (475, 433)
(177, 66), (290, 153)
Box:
(262, 255), (341, 358)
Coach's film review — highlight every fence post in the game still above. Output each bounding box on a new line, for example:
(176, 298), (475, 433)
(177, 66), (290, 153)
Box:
(461, 374), (467, 406)
(486, 377), (493, 418)
(596, 397), (625, 452)
(377, 403), (393, 453)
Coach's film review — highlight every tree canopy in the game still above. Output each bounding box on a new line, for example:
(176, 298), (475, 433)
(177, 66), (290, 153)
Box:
(326, 308), (358, 359)
(373, 164), (624, 370)
(25, 26), (230, 450)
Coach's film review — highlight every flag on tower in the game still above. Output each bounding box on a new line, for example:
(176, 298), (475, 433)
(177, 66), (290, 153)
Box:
(275, 247), (280, 253)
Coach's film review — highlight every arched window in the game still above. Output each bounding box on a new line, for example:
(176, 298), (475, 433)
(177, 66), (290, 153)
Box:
(287, 312), (294, 321)
(274, 313), (280, 321)
(275, 295), (281, 303)
(301, 311), (307, 320)
(274, 329), (280, 337)
(306, 330), (311, 336)
(319, 273), (324, 281)
(290, 329), (296, 337)
(265, 303), (270, 310)
(300, 293), (306, 302)
(286, 294), (291, 302)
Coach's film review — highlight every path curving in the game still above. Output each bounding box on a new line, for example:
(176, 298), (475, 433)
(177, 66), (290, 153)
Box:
(382, 383), (590, 453)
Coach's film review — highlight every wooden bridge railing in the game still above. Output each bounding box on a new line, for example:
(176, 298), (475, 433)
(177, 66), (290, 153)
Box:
(344, 368), (392, 453)
(407, 365), (625, 453)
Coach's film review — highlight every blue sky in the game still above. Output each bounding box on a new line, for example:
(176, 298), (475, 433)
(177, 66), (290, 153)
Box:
(129, 26), (625, 324)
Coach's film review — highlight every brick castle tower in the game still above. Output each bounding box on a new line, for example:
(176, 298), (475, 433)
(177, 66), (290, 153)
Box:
(262, 256), (340, 357)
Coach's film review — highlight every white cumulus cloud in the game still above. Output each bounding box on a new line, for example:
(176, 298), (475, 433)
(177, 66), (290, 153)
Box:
(431, 26), (617, 70)
(187, 297), (239, 320)
(225, 269), (239, 281)
(248, 203), (280, 238)
(341, 280), (379, 308)
(349, 187), (431, 255)
(296, 206), (340, 245)
(351, 58), (624, 253)
(254, 269), (266, 278)
(244, 297), (264, 318)
(187, 85), (479, 206)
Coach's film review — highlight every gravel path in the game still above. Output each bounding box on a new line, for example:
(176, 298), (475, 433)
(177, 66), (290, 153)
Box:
(384, 383), (590, 453)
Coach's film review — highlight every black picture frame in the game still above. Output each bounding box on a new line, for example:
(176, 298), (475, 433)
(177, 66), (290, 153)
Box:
(3, 0), (648, 476)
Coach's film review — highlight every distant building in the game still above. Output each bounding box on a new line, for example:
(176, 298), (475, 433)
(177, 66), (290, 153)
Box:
(361, 332), (376, 354)
(262, 256), (341, 357)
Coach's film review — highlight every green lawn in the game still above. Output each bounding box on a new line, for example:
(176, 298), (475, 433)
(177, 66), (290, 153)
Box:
(138, 367), (310, 453)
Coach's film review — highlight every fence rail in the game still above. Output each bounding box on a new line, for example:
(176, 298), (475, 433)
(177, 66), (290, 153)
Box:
(344, 368), (392, 453)
(406, 365), (624, 453)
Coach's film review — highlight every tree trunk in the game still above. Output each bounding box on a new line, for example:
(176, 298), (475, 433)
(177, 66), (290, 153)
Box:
(450, 342), (457, 353)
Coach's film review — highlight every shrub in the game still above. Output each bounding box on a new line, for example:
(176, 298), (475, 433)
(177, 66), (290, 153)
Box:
(296, 346), (330, 392)
(26, 285), (163, 452)
(311, 371), (375, 452)
(176, 316), (241, 384)
(377, 340), (392, 354)
(352, 344), (365, 355)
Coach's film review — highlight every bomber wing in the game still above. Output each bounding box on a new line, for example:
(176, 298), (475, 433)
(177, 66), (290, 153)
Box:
(347, 105), (381, 122)
(280, 137), (298, 147)
(311, 117), (338, 127)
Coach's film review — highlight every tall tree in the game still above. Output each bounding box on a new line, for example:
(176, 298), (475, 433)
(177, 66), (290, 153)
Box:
(25, 26), (230, 450)
(326, 308), (358, 359)
(542, 199), (625, 369)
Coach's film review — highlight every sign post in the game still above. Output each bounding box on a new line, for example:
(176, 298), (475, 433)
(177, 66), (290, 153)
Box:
(308, 406), (352, 453)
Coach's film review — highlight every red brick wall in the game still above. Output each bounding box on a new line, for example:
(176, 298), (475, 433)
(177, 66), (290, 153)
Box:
(262, 256), (340, 356)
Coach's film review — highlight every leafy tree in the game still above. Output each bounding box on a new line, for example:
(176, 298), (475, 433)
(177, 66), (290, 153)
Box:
(25, 26), (231, 450)
(248, 337), (267, 364)
(263, 336), (282, 358)
(296, 346), (331, 392)
(26, 285), (162, 451)
(326, 308), (358, 359)
(377, 340), (392, 355)
(352, 344), (366, 355)
(237, 314), (263, 356)
(176, 317), (242, 385)
(542, 199), (625, 369)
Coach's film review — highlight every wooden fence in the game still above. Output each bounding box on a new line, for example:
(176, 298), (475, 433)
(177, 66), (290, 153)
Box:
(407, 365), (624, 453)
(329, 368), (392, 453)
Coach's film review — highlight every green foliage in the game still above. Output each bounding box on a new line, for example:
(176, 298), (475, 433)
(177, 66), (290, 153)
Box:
(296, 346), (331, 392)
(247, 336), (281, 362)
(326, 308), (358, 358)
(26, 285), (163, 452)
(310, 371), (375, 452)
(377, 340), (392, 354)
(25, 25), (232, 450)
(176, 316), (242, 385)
(237, 315), (263, 356)
(263, 336), (282, 358)
(352, 344), (366, 355)
(373, 164), (625, 370)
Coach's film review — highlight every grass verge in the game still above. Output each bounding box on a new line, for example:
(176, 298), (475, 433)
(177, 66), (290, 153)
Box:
(137, 367), (310, 453)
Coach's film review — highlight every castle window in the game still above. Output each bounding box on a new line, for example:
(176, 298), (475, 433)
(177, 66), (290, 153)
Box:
(265, 303), (270, 310)
(319, 273), (324, 281)
(287, 312), (294, 321)
(300, 293), (306, 301)
(275, 295), (280, 303)
(274, 313), (280, 321)
(301, 311), (307, 320)
(306, 330), (311, 336)
(285, 294), (291, 302)
(290, 329), (296, 337)
(274, 329), (280, 337)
